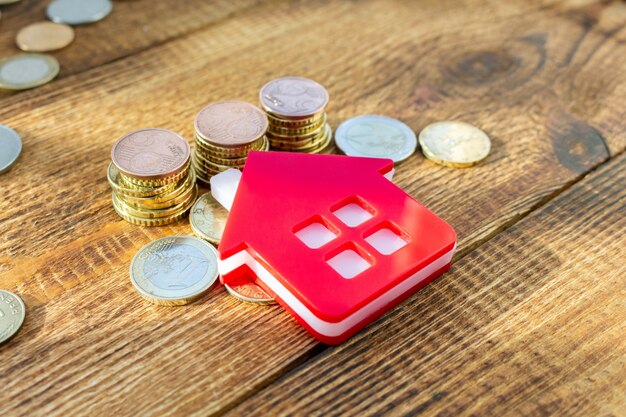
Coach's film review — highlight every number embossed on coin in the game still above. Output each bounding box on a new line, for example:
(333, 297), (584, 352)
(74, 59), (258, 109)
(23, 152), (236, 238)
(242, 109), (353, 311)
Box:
(0, 125), (22, 174)
(225, 275), (275, 305)
(259, 77), (329, 119)
(334, 115), (417, 163)
(419, 121), (491, 168)
(130, 236), (219, 306)
(111, 128), (190, 180)
(195, 101), (268, 147)
(0, 290), (26, 344)
(190, 193), (228, 245)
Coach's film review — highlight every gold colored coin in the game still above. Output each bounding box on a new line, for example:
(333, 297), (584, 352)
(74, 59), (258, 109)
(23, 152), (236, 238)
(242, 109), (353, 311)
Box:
(0, 0), (21, 5)
(121, 162), (191, 188)
(130, 236), (219, 306)
(16, 22), (75, 52)
(112, 190), (195, 226)
(107, 163), (176, 198)
(119, 170), (195, 208)
(190, 192), (228, 245)
(0, 290), (26, 344)
(113, 185), (197, 219)
(419, 121), (491, 168)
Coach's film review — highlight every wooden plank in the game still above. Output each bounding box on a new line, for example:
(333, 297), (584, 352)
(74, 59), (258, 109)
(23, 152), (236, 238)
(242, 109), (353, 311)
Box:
(0, 0), (267, 79)
(0, 0), (625, 416)
(229, 152), (626, 417)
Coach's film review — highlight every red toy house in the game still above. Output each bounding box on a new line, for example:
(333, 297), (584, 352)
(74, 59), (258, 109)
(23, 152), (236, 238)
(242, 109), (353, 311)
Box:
(217, 151), (457, 345)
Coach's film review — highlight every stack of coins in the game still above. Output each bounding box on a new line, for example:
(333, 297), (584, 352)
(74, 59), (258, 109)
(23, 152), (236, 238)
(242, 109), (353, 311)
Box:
(192, 100), (269, 185)
(108, 128), (197, 226)
(259, 76), (332, 153)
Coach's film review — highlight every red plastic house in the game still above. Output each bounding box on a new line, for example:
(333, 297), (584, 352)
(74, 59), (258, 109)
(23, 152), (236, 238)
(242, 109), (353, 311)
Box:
(217, 151), (457, 345)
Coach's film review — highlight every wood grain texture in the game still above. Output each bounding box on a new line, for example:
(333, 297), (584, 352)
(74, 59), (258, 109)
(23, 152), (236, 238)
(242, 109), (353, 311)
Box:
(0, 0), (624, 416)
(230, 153), (626, 417)
(0, 0), (266, 79)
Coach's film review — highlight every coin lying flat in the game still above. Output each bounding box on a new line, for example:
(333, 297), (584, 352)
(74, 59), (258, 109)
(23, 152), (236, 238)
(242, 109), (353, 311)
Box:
(130, 236), (219, 306)
(224, 275), (275, 305)
(0, 125), (22, 174)
(16, 22), (75, 52)
(0, 0), (21, 5)
(190, 192), (229, 245)
(194, 101), (268, 147)
(0, 290), (26, 344)
(0, 54), (59, 91)
(419, 121), (491, 168)
(334, 115), (417, 163)
(46, 0), (112, 25)
(259, 76), (329, 119)
(111, 128), (191, 181)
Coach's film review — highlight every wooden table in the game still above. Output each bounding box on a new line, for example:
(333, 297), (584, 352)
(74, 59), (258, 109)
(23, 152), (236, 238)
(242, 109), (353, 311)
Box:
(1, 1), (624, 416)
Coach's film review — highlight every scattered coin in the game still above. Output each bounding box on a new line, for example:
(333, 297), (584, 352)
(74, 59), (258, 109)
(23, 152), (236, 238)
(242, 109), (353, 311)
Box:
(190, 192), (229, 245)
(418, 121), (491, 168)
(334, 115), (417, 163)
(46, 0), (112, 25)
(259, 76), (332, 152)
(0, 53), (59, 91)
(16, 22), (75, 52)
(0, 290), (26, 344)
(130, 236), (219, 306)
(224, 274), (275, 305)
(0, 125), (22, 174)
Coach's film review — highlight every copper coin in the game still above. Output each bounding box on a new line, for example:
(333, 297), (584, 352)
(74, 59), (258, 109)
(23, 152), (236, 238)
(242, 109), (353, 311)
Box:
(194, 100), (268, 148)
(16, 22), (75, 52)
(259, 76), (329, 119)
(111, 128), (190, 181)
(224, 275), (275, 305)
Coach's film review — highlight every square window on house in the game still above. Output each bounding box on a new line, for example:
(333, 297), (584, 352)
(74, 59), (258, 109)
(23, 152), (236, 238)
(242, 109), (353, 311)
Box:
(365, 228), (408, 255)
(327, 249), (371, 279)
(332, 201), (374, 227)
(295, 222), (337, 249)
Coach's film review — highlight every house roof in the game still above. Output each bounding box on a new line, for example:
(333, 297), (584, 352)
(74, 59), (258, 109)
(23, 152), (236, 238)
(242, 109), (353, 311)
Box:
(219, 151), (456, 322)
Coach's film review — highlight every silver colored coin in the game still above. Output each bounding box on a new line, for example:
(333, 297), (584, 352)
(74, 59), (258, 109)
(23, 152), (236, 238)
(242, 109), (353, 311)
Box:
(46, 0), (112, 25)
(334, 115), (417, 163)
(190, 192), (229, 245)
(0, 125), (22, 174)
(130, 236), (219, 306)
(0, 290), (26, 344)
(0, 54), (59, 91)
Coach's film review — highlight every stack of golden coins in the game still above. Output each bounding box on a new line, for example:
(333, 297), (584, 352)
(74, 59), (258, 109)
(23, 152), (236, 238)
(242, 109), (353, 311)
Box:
(192, 100), (269, 186)
(259, 76), (332, 153)
(108, 128), (197, 226)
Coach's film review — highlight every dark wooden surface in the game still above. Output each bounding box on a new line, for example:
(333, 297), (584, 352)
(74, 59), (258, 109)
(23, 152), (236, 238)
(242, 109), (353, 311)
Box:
(0, 1), (624, 416)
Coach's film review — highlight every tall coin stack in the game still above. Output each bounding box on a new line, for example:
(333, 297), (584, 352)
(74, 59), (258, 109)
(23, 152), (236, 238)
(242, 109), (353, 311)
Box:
(108, 128), (197, 226)
(259, 76), (332, 153)
(192, 100), (269, 186)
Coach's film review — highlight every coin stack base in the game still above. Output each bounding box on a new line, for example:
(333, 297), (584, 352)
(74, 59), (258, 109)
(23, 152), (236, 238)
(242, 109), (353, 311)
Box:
(108, 129), (195, 227)
(260, 77), (332, 154)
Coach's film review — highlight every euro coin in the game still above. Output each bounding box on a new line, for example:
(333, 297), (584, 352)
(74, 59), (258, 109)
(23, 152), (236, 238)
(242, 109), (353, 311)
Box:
(16, 22), (75, 52)
(259, 76), (329, 119)
(0, 125), (22, 174)
(194, 100), (268, 147)
(0, 53), (59, 91)
(111, 128), (190, 181)
(418, 121), (491, 168)
(190, 192), (228, 245)
(0, 290), (26, 344)
(130, 236), (219, 306)
(334, 115), (417, 163)
(224, 275), (275, 305)
(46, 0), (112, 25)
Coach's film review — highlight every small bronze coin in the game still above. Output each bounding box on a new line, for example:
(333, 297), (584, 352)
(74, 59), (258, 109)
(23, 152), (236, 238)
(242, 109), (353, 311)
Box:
(16, 22), (75, 52)
(260, 76), (329, 119)
(224, 275), (275, 305)
(111, 128), (190, 181)
(195, 101), (268, 148)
